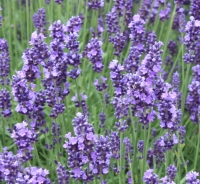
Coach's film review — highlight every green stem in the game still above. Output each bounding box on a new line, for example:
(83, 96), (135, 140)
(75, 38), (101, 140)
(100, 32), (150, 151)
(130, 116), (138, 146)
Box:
(162, 4), (177, 62)
(194, 123), (200, 170)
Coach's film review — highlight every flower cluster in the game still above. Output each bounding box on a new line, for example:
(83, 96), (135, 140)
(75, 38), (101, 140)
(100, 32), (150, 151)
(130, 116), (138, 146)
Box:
(88, 0), (104, 10)
(0, 38), (11, 85)
(83, 37), (104, 72)
(143, 169), (159, 184)
(11, 121), (38, 161)
(183, 16), (200, 64)
(33, 8), (47, 36)
(160, 165), (177, 184)
(0, 89), (12, 117)
(186, 171), (200, 184)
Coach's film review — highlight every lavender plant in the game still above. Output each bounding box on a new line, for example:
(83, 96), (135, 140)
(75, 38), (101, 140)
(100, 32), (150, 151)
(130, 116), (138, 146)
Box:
(0, 0), (200, 183)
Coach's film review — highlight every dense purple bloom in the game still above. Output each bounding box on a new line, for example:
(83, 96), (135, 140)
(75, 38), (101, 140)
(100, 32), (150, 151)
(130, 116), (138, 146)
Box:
(166, 165), (177, 181)
(190, 0), (200, 20)
(88, 0), (104, 9)
(148, 0), (160, 24)
(139, 41), (163, 82)
(0, 89), (12, 117)
(109, 32), (127, 56)
(12, 75), (35, 115)
(186, 80), (200, 123)
(149, 133), (178, 166)
(0, 38), (11, 85)
(158, 91), (181, 131)
(33, 8), (47, 36)
(49, 20), (66, 42)
(112, 96), (129, 118)
(124, 0), (133, 26)
(160, 165), (177, 183)
(139, 0), (153, 22)
(0, 148), (23, 183)
(21, 32), (49, 82)
(146, 32), (157, 53)
(126, 73), (156, 126)
(22, 167), (51, 184)
(56, 162), (69, 184)
(159, 3), (171, 22)
(50, 103), (65, 118)
(186, 64), (200, 123)
(124, 45), (142, 72)
(109, 60), (125, 97)
(90, 135), (112, 175)
(192, 64), (200, 81)
(186, 171), (200, 184)
(183, 16), (200, 64)
(63, 112), (97, 181)
(178, 8), (186, 34)
(65, 16), (83, 34)
(105, 8), (120, 34)
(129, 14), (146, 45)
(11, 121), (38, 161)
(143, 169), (159, 184)
(109, 131), (120, 159)
(83, 37), (104, 72)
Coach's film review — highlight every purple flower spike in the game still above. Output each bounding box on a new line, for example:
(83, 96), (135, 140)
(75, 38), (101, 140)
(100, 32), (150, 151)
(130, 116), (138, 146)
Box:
(11, 121), (38, 161)
(183, 16), (200, 64)
(88, 0), (104, 10)
(65, 16), (83, 34)
(84, 37), (104, 73)
(186, 171), (200, 184)
(0, 38), (11, 85)
(190, 0), (200, 20)
(139, 0), (153, 22)
(143, 169), (159, 184)
(128, 14), (145, 45)
(0, 89), (12, 117)
(159, 3), (171, 22)
(23, 167), (51, 184)
(33, 8), (47, 36)
(56, 162), (69, 184)
(106, 8), (120, 34)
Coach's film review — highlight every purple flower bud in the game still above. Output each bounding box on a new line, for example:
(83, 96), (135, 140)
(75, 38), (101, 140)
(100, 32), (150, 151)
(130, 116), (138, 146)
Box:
(54, 0), (63, 4)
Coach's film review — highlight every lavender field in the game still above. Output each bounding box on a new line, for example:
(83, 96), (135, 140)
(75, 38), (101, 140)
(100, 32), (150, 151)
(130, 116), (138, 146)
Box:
(0, 0), (200, 183)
